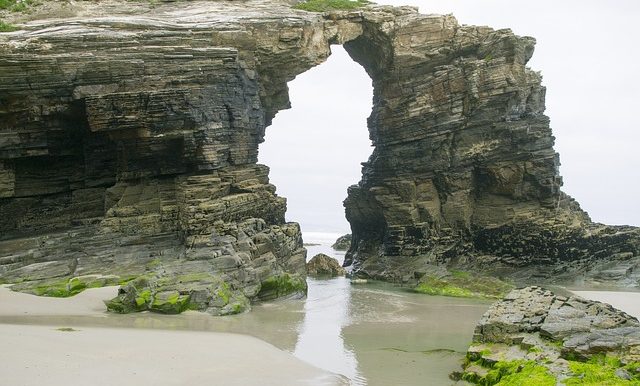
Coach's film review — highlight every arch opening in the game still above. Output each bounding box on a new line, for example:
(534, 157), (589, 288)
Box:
(259, 45), (373, 238)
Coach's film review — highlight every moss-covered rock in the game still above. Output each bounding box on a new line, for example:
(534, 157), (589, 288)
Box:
(105, 276), (154, 313)
(104, 273), (254, 316)
(149, 291), (191, 314)
(459, 287), (640, 385)
(256, 273), (307, 301)
(413, 272), (513, 299)
(566, 355), (640, 385)
(24, 275), (122, 298)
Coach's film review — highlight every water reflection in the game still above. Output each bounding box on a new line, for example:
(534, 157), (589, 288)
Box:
(0, 233), (492, 386)
(294, 277), (364, 385)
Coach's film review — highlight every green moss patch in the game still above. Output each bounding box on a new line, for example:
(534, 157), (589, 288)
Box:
(463, 345), (640, 386)
(257, 273), (307, 301)
(0, 0), (36, 12)
(414, 273), (513, 299)
(216, 282), (232, 304)
(30, 275), (121, 297)
(0, 20), (18, 31)
(414, 277), (474, 297)
(150, 291), (191, 314)
(566, 355), (640, 385)
(463, 359), (556, 386)
(293, 0), (368, 12)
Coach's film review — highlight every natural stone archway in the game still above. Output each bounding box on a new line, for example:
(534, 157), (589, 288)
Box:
(0, 1), (638, 314)
(337, 12), (640, 285)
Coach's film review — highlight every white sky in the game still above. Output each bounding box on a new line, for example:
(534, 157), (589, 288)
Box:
(259, 0), (640, 233)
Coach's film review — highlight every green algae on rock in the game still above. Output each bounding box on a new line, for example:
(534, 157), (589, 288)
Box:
(458, 287), (640, 385)
(413, 272), (513, 299)
(105, 273), (254, 316)
(256, 273), (307, 301)
(13, 275), (123, 298)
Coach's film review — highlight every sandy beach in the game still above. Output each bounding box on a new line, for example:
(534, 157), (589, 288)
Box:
(0, 286), (346, 386)
(1, 284), (639, 386)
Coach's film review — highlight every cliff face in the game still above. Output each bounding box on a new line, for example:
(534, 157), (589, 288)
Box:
(337, 7), (640, 285)
(0, 0), (637, 312)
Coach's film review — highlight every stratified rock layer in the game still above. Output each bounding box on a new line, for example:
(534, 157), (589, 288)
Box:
(0, 0), (638, 312)
(459, 287), (640, 384)
(339, 7), (640, 285)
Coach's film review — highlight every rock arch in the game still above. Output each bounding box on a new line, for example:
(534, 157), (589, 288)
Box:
(0, 1), (637, 313)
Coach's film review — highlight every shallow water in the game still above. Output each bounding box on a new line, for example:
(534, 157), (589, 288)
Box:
(0, 233), (492, 385)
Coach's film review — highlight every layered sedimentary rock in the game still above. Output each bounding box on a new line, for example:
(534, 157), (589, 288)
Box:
(0, 0), (638, 313)
(0, 0), (326, 313)
(458, 287), (640, 384)
(338, 6), (640, 287)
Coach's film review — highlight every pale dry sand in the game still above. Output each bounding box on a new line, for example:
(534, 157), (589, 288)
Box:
(0, 286), (346, 386)
(573, 290), (640, 319)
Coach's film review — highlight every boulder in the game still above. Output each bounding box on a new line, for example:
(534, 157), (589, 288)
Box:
(307, 254), (346, 277)
(459, 286), (640, 385)
(331, 234), (352, 251)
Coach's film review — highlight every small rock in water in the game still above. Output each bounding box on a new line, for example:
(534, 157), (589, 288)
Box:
(306, 254), (346, 277)
(331, 234), (352, 251)
(350, 279), (368, 285)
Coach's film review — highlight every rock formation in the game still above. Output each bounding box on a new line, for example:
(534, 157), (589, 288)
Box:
(458, 287), (640, 384)
(306, 253), (346, 277)
(331, 234), (352, 251)
(0, 0), (638, 313)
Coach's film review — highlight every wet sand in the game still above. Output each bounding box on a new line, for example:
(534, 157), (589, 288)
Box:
(0, 286), (345, 386)
(3, 274), (640, 385)
(0, 324), (344, 386)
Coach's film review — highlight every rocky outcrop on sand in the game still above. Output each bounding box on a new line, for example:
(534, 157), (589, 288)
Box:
(457, 286), (640, 384)
(0, 0), (638, 314)
(331, 234), (352, 251)
(306, 254), (346, 277)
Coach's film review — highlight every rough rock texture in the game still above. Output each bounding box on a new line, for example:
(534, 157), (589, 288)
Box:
(0, 0), (639, 313)
(335, 8), (640, 287)
(0, 0), (326, 313)
(474, 287), (640, 360)
(306, 253), (346, 277)
(459, 287), (640, 384)
(331, 234), (352, 251)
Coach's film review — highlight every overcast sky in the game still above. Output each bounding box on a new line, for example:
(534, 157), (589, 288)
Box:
(259, 0), (640, 234)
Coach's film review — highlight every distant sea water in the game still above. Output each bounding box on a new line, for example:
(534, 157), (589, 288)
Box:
(302, 232), (348, 264)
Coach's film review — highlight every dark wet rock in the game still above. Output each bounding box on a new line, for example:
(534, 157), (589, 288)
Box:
(307, 253), (346, 277)
(460, 286), (640, 385)
(331, 234), (352, 251)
